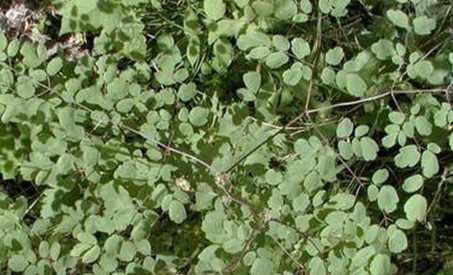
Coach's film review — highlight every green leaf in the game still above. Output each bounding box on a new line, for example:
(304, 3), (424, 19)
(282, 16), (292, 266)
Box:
(16, 79), (35, 99)
(370, 254), (391, 275)
(291, 38), (310, 59)
(292, 192), (310, 212)
(274, 0), (297, 19)
(378, 185), (399, 213)
(427, 143), (441, 154)
(396, 219), (415, 230)
(265, 52), (289, 69)
(404, 194), (427, 222)
(8, 255), (28, 272)
(354, 125), (369, 137)
(0, 32), (7, 51)
(368, 185), (379, 201)
(394, 145), (420, 168)
(265, 169), (283, 186)
(371, 39), (395, 60)
(189, 107), (209, 126)
(20, 42), (42, 68)
(82, 245), (101, 264)
(282, 67), (302, 86)
(252, 1), (274, 17)
(338, 140), (353, 159)
(413, 16), (436, 35)
(50, 242), (61, 261)
(118, 241), (137, 262)
(204, 0), (226, 21)
(116, 98), (135, 113)
(46, 57), (63, 76)
(78, 232), (97, 245)
(351, 246), (375, 268)
(248, 46), (271, 59)
(251, 257), (273, 275)
(389, 112), (405, 125)
(387, 9), (410, 30)
(272, 35), (290, 51)
(414, 60), (434, 77)
(317, 154), (336, 182)
(421, 150), (439, 178)
(178, 83), (197, 102)
(346, 73), (367, 97)
(321, 67), (336, 85)
(414, 116), (432, 136)
(243, 72), (262, 93)
(336, 118), (353, 138)
(237, 29), (271, 51)
(325, 47), (344, 65)
(372, 169), (389, 185)
(169, 200), (187, 224)
(360, 137), (379, 161)
(402, 174), (423, 193)
(135, 239), (152, 255)
(388, 228), (408, 253)
(100, 253), (118, 272)
(300, 0), (313, 13)
(308, 256), (326, 275)
(7, 39), (20, 57)
(318, 0), (331, 14)
(187, 36), (200, 67)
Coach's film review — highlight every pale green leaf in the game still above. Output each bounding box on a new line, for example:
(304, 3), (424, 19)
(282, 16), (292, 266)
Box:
(387, 9), (410, 30)
(300, 0), (313, 13)
(378, 185), (399, 213)
(46, 57), (63, 76)
(414, 116), (432, 136)
(404, 194), (427, 222)
(371, 39), (395, 60)
(355, 125), (369, 137)
(346, 73), (367, 97)
(189, 107), (209, 126)
(82, 245), (101, 264)
(178, 83), (197, 102)
(243, 72), (261, 93)
(308, 256), (326, 275)
(336, 118), (353, 138)
(252, 1), (274, 17)
(325, 47), (344, 65)
(282, 68), (302, 86)
(351, 246), (375, 268)
(421, 150), (439, 178)
(251, 258), (273, 275)
(338, 140), (353, 159)
(413, 16), (436, 35)
(274, 0), (297, 20)
(360, 137), (379, 161)
(402, 174), (423, 193)
(389, 112), (405, 125)
(372, 169), (389, 185)
(169, 200), (187, 224)
(248, 46), (271, 59)
(370, 254), (391, 275)
(265, 52), (289, 69)
(204, 0), (226, 21)
(272, 35), (290, 51)
(8, 255), (28, 272)
(394, 145), (420, 168)
(388, 228), (408, 253)
(291, 38), (310, 59)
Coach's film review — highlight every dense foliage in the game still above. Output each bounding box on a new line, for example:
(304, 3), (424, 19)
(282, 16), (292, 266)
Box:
(0, 0), (452, 274)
